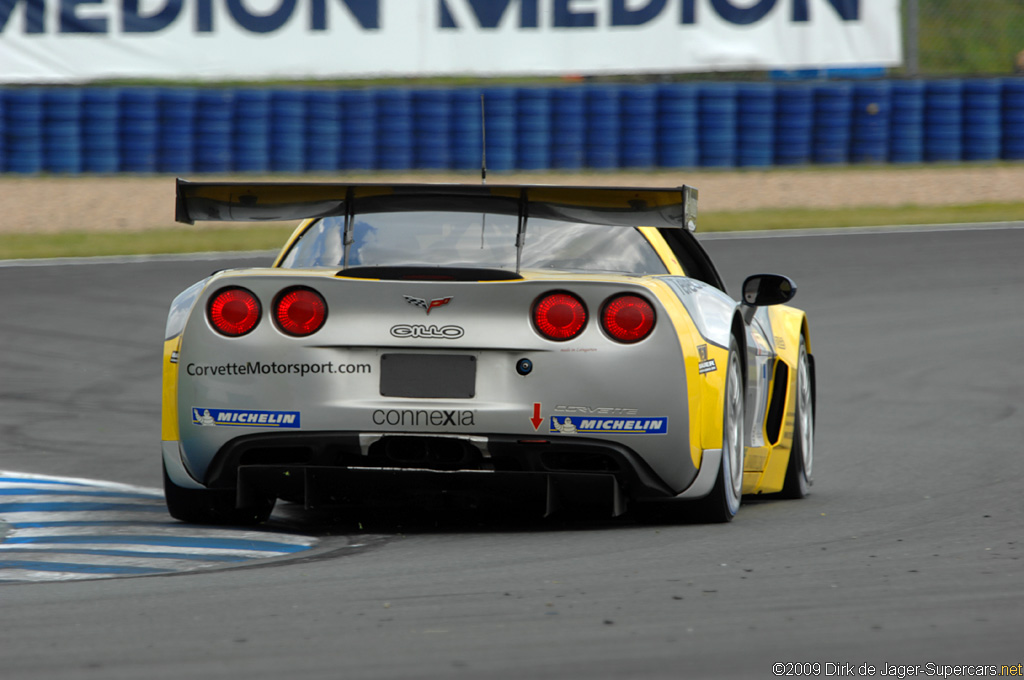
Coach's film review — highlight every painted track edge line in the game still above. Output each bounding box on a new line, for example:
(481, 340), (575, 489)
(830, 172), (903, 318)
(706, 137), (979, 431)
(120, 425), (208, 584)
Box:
(0, 471), (160, 496)
(697, 221), (1024, 240)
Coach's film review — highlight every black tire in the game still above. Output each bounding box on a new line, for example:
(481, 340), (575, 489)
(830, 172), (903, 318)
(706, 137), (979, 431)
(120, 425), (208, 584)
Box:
(690, 336), (745, 523)
(163, 461), (274, 525)
(779, 336), (813, 499)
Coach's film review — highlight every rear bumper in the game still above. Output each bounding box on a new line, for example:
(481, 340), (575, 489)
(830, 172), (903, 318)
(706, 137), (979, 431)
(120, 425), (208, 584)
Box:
(241, 465), (632, 516)
(200, 431), (685, 511)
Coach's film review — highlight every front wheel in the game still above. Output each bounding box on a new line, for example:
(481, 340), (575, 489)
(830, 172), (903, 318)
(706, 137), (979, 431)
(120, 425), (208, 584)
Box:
(691, 336), (745, 523)
(779, 335), (814, 498)
(163, 462), (275, 525)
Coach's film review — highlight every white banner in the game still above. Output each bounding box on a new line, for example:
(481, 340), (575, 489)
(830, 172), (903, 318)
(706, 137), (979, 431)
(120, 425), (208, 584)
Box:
(0, 0), (903, 84)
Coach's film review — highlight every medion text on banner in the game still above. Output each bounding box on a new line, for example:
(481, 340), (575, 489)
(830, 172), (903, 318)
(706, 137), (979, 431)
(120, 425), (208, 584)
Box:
(0, 0), (901, 83)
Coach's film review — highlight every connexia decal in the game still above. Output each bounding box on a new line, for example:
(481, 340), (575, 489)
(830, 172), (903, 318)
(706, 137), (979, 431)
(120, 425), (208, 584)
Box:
(192, 408), (301, 428)
(549, 416), (667, 435)
(372, 409), (474, 427)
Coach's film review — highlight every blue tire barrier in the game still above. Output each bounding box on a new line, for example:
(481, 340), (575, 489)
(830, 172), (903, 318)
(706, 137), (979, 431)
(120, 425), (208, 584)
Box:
(306, 90), (342, 171)
(924, 80), (963, 162)
(232, 90), (271, 173)
(194, 90), (234, 173)
(516, 88), (551, 170)
(450, 88), (483, 171)
(43, 88), (82, 121)
(270, 90), (306, 173)
(376, 89), (414, 170)
(812, 82), (852, 164)
(551, 87), (586, 170)
(737, 83), (775, 167)
(7, 81), (1024, 175)
(82, 87), (120, 120)
(657, 84), (698, 167)
(889, 80), (925, 163)
(234, 91), (271, 133)
(1001, 79), (1024, 160)
(340, 90), (376, 170)
(619, 85), (657, 169)
(774, 84), (814, 166)
(962, 79), (1001, 161)
(44, 89), (83, 173)
(1003, 139), (1024, 160)
(586, 85), (621, 169)
(699, 84), (737, 167)
(6, 88), (45, 122)
(158, 89), (197, 174)
(5, 89), (45, 174)
(306, 89), (342, 121)
(1002, 91), (1024, 110)
(412, 89), (451, 170)
(850, 82), (890, 163)
(518, 87), (552, 119)
(481, 87), (517, 171)
(119, 88), (160, 173)
(81, 88), (120, 173)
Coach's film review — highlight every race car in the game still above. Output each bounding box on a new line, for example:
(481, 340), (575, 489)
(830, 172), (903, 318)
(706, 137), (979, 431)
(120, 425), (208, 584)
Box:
(162, 180), (814, 525)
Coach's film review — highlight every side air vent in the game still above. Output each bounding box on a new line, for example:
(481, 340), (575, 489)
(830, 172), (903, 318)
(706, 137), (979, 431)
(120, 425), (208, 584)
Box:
(765, 360), (790, 445)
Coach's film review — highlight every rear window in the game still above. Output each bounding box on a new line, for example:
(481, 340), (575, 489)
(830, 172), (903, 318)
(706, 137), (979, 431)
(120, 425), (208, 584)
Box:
(280, 211), (667, 276)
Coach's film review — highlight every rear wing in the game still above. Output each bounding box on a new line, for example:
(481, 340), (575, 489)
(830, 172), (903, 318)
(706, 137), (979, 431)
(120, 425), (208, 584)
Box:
(175, 180), (698, 231)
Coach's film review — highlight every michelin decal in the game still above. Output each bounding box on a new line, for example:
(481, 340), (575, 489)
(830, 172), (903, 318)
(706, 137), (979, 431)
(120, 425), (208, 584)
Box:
(550, 416), (668, 435)
(193, 407), (301, 428)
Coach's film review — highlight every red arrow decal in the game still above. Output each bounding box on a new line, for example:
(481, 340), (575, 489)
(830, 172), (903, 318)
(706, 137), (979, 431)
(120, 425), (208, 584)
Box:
(530, 403), (544, 431)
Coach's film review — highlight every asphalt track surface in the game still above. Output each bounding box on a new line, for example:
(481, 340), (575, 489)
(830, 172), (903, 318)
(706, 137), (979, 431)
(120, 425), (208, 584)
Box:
(0, 225), (1022, 679)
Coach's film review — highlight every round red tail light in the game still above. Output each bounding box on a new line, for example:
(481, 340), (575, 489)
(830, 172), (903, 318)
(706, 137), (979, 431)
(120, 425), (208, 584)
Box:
(602, 294), (656, 343)
(533, 292), (587, 341)
(274, 287), (327, 336)
(208, 287), (261, 337)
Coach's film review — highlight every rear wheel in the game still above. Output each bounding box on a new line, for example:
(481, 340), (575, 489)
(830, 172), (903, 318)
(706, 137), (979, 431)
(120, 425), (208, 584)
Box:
(691, 336), (745, 523)
(163, 461), (274, 525)
(779, 336), (813, 498)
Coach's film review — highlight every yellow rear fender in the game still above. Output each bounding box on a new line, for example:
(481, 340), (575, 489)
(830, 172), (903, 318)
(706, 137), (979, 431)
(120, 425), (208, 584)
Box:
(645, 279), (736, 471)
(161, 336), (182, 442)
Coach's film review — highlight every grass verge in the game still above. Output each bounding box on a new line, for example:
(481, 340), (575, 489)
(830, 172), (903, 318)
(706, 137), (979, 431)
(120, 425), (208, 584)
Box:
(0, 225), (296, 260)
(700, 202), (1024, 232)
(1, 203), (1022, 261)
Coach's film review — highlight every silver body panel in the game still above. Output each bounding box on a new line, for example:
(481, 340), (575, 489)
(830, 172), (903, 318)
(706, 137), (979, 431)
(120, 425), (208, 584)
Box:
(173, 271), (701, 493)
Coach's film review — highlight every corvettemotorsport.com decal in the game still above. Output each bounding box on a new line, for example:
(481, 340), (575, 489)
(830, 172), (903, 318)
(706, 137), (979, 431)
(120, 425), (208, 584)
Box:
(193, 408), (301, 428)
(185, 361), (371, 377)
(550, 416), (668, 435)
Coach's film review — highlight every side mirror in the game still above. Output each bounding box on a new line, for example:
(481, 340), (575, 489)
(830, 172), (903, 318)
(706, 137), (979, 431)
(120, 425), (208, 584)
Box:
(742, 274), (797, 307)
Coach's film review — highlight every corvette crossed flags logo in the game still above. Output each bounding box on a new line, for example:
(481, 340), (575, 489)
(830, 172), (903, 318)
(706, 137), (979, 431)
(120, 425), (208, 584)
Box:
(404, 295), (453, 315)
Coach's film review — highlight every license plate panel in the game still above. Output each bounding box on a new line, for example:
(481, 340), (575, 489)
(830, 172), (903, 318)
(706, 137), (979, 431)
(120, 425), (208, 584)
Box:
(379, 354), (476, 399)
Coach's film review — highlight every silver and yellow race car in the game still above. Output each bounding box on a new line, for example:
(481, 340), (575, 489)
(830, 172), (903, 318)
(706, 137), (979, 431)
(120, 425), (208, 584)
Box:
(162, 181), (814, 525)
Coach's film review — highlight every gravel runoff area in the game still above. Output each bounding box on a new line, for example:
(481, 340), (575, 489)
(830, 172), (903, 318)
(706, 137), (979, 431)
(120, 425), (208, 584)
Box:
(1, 164), (1023, 234)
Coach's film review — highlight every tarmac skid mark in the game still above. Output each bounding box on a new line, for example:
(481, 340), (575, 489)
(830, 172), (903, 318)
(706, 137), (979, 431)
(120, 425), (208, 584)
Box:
(0, 472), (318, 583)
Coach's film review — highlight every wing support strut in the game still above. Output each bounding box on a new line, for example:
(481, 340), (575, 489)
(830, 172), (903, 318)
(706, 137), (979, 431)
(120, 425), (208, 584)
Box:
(514, 188), (528, 274)
(341, 187), (355, 270)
